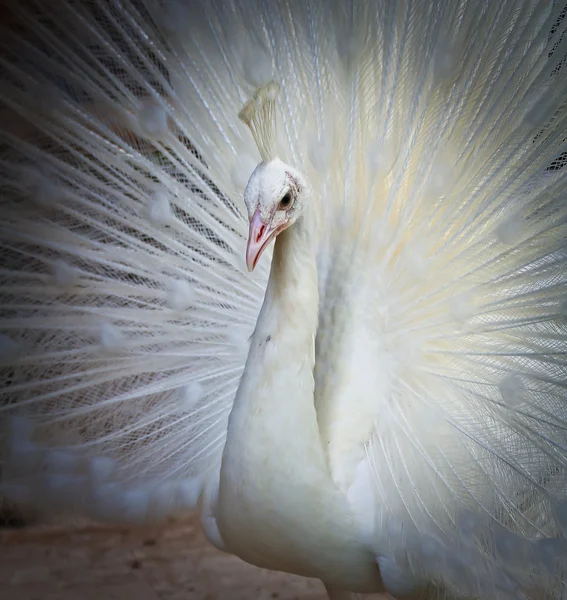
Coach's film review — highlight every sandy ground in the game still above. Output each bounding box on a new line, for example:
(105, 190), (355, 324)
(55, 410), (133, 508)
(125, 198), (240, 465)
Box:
(0, 514), (329, 600)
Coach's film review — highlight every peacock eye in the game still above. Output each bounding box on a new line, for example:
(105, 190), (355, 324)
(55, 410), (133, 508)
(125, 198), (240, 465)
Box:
(278, 193), (293, 210)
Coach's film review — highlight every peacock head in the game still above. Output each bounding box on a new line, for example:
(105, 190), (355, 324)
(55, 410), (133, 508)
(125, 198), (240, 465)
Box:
(243, 158), (307, 271)
(238, 81), (307, 271)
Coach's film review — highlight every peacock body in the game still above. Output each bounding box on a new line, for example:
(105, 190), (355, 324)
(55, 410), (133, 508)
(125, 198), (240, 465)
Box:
(2, 1), (567, 599)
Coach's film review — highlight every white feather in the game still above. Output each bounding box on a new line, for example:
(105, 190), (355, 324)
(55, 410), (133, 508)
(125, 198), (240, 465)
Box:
(98, 322), (125, 351)
(51, 259), (79, 288)
(135, 101), (170, 139)
(146, 190), (174, 225)
(166, 278), (194, 311)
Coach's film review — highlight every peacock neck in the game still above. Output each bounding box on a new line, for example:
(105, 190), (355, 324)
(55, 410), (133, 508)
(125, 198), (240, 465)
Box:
(258, 212), (319, 337)
(223, 208), (320, 445)
(216, 209), (382, 591)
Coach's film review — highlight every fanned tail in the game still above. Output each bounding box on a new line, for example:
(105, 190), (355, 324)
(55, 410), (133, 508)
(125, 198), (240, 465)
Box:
(314, 2), (567, 599)
(0, 0), (272, 524)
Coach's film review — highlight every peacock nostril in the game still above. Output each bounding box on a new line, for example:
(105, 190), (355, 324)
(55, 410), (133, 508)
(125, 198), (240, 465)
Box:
(256, 224), (265, 242)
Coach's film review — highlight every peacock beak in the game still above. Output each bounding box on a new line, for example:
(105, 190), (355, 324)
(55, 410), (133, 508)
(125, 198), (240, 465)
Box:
(246, 209), (277, 272)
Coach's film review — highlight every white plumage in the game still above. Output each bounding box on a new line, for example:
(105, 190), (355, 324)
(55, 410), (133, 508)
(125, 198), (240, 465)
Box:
(1, 1), (567, 599)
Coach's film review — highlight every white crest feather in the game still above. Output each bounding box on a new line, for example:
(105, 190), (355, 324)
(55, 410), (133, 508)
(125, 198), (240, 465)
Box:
(238, 81), (280, 162)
